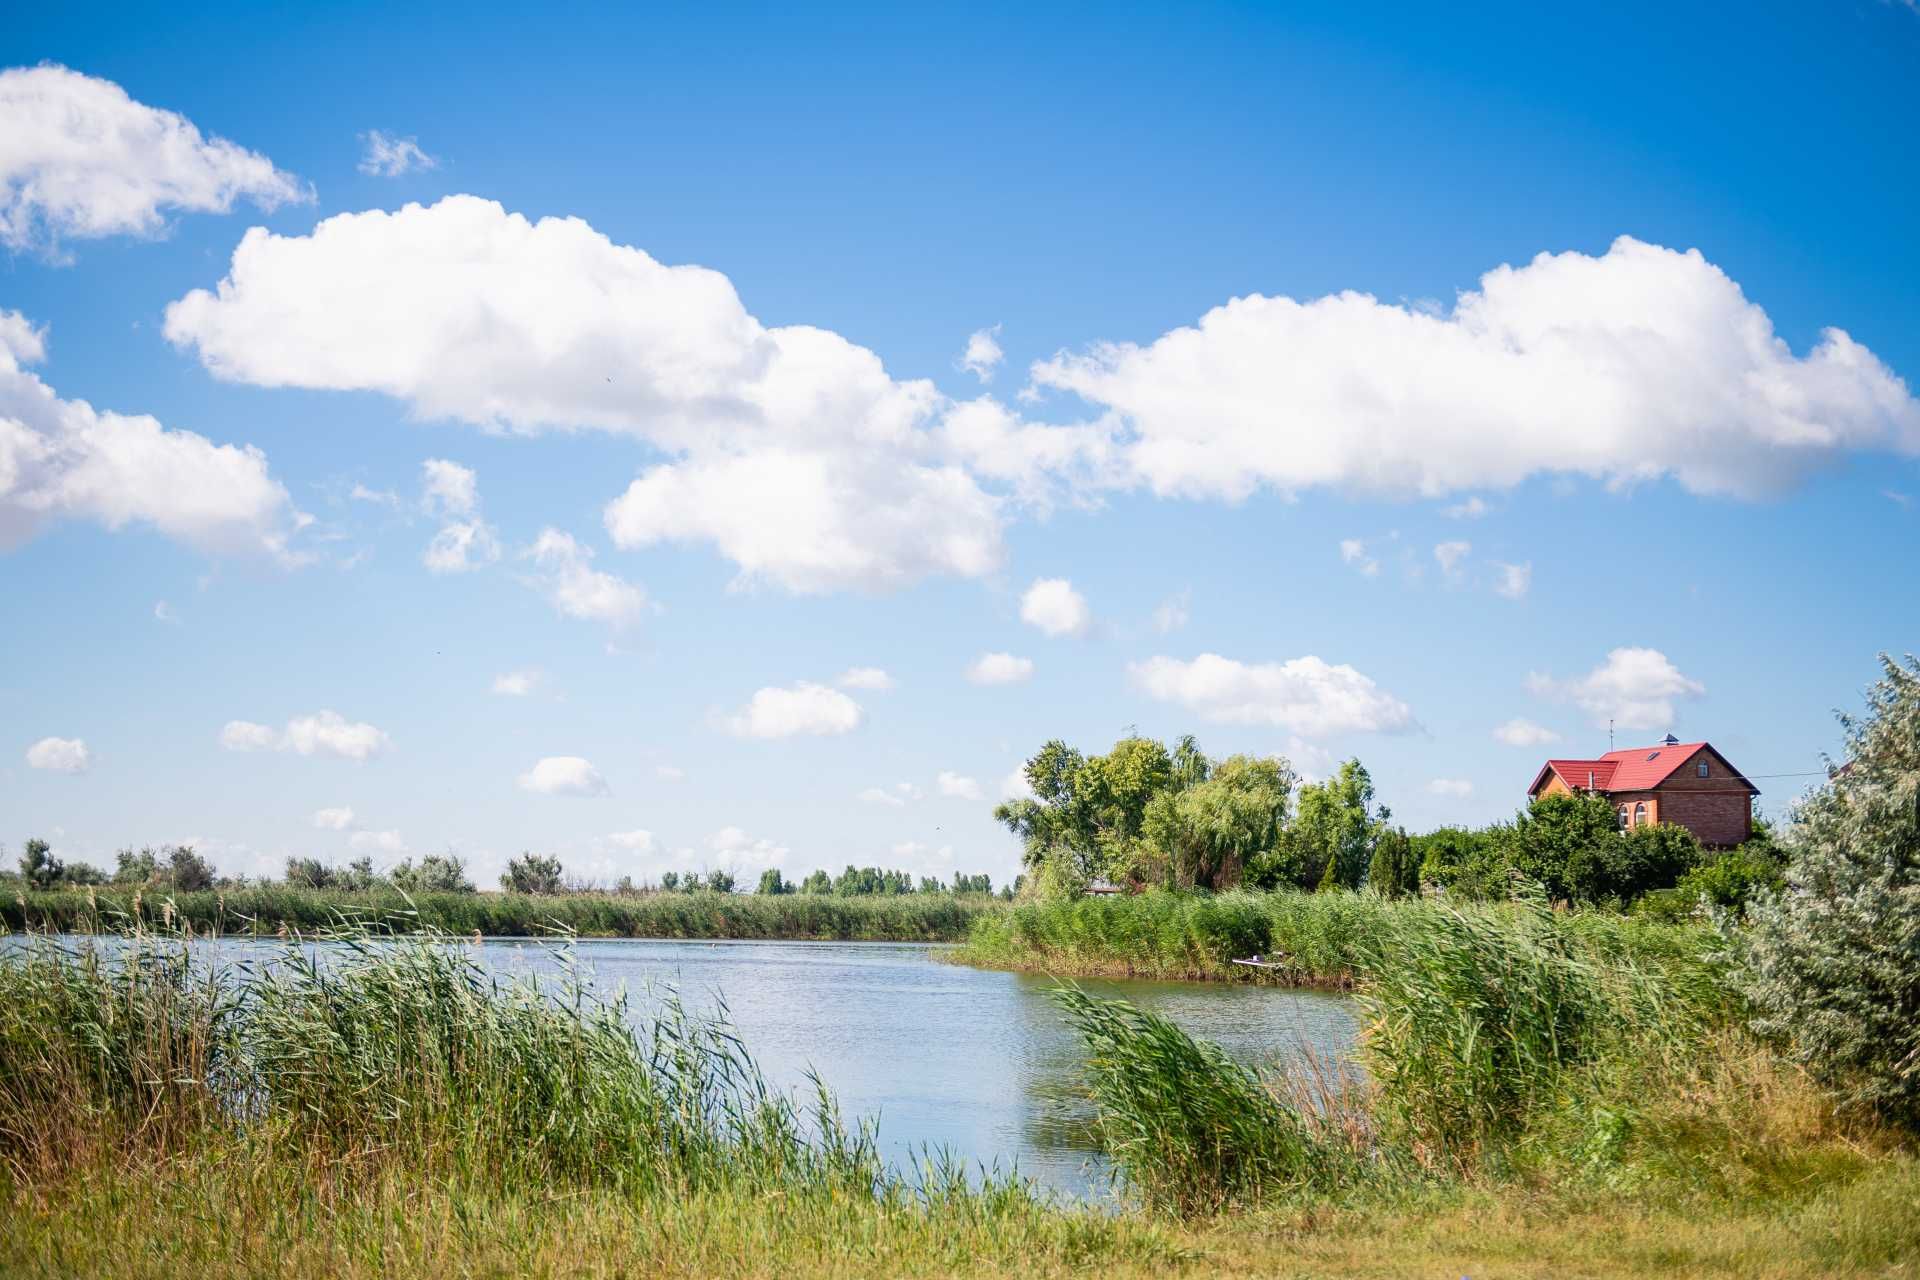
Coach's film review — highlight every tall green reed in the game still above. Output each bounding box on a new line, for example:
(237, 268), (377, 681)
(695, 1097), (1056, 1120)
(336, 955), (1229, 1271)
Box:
(0, 924), (890, 1199)
(1049, 985), (1367, 1215)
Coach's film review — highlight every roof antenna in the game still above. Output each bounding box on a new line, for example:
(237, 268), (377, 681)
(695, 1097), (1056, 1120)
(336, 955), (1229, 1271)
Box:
(1608, 719), (1615, 752)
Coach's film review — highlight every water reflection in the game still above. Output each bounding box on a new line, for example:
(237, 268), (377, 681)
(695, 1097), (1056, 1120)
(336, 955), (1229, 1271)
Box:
(10, 934), (1361, 1199)
(481, 938), (1360, 1198)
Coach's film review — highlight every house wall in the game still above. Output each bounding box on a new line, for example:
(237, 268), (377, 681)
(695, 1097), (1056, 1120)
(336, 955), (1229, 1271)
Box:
(1651, 747), (1754, 847)
(1613, 790), (1659, 827)
(1655, 789), (1752, 847)
(1536, 773), (1572, 798)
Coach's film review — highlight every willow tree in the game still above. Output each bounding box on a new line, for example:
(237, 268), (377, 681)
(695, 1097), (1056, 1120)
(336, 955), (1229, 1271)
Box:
(1140, 754), (1294, 890)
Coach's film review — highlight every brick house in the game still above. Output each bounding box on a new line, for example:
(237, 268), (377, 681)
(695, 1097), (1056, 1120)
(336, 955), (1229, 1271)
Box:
(1526, 736), (1758, 848)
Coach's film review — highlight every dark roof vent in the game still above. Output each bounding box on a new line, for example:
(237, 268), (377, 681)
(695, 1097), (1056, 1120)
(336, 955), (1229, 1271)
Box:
(1662, 733), (1680, 746)
(1646, 751), (1661, 762)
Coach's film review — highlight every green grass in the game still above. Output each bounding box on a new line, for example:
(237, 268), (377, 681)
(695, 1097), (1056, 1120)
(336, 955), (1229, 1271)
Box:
(4, 884), (996, 941)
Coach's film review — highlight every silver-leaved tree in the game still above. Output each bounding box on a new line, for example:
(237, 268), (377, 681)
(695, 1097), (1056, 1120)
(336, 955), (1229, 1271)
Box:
(1732, 653), (1920, 1128)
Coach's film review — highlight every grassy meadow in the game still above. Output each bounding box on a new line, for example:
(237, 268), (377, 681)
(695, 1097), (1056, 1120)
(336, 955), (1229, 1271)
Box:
(3, 898), (1915, 1278)
(3, 883), (995, 941)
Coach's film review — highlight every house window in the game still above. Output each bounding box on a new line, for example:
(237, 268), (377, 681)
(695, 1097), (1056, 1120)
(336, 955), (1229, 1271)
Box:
(1634, 802), (1647, 827)
(1618, 805), (1629, 830)
(1697, 760), (1709, 778)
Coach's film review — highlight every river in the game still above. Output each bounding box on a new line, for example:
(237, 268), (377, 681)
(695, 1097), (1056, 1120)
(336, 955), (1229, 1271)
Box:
(481, 936), (1361, 1198)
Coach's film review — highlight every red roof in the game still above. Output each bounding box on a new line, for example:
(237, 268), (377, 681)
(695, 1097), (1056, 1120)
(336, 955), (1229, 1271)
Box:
(1528, 742), (1756, 797)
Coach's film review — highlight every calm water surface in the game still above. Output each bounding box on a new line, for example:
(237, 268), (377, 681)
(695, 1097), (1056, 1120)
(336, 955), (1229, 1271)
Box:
(16, 934), (1359, 1198)
(480, 937), (1360, 1198)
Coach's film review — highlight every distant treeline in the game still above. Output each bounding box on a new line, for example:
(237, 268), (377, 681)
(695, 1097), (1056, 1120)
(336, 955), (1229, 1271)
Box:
(2, 884), (997, 941)
(4, 841), (1012, 902)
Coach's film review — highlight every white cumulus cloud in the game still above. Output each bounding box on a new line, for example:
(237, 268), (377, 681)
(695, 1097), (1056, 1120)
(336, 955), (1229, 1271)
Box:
(936, 770), (983, 801)
(605, 829), (655, 853)
(1339, 538), (1380, 578)
(25, 735), (90, 773)
(858, 782), (922, 807)
(1434, 540), (1471, 578)
(348, 828), (407, 854)
(725, 682), (863, 739)
(966, 652), (1034, 685)
(1426, 778), (1474, 798)
(159, 196), (1113, 594)
(1526, 647), (1705, 731)
(1128, 653), (1415, 737)
(1030, 236), (1920, 502)
(836, 666), (895, 691)
(220, 712), (390, 761)
(1020, 576), (1091, 637)
(310, 806), (356, 830)
(959, 324), (1004, 382)
(1152, 589), (1191, 634)
(357, 130), (436, 177)
(1493, 718), (1561, 747)
(1491, 561), (1532, 600)
(521, 528), (646, 627)
(0, 64), (307, 256)
(491, 669), (541, 696)
(517, 755), (610, 797)
(707, 826), (789, 874)
(0, 309), (300, 558)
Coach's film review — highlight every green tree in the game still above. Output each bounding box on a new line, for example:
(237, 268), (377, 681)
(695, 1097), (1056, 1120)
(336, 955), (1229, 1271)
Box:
(1367, 827), (1419, 897)
(1606, 823), (1703, 902)
(1413, 826), (1502, 899)
(113, 846), (159, 885)
(1141, 754), (1294, 890)
(164, 845), (216, 892)
(19, 838), (62, 889)
(285, 856), (336, 889)
(501, 852), (565, 895)
(799, 869), (832, 895)
(706, 869), (737, 894)
(1733, 653), (1920, 1127)
(1495, 791), (1622, 902)
(995, 735), (1188, 890)
(757, 868), (793, 895)
(1286, 760), (1389, 891)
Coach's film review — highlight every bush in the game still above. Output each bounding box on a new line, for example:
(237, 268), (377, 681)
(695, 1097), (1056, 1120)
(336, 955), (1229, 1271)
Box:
(391, 854), (475, 894)
(1673, 844), (1784, 913)
(500, 852), (565, 895)
(1731, 653), (1920, 1128)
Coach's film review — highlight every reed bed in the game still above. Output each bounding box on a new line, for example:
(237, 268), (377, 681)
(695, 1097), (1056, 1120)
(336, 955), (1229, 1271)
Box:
(5, 885), (994, 941)
(956, 888), (1719, 992)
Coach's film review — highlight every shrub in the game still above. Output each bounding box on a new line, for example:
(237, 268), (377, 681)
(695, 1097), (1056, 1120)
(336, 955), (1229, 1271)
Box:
(391, 854), (475, 894)
(500, 852), (565, 895)
(1673, 843), (1784, 913)
(1731, 653), (1920, 1128)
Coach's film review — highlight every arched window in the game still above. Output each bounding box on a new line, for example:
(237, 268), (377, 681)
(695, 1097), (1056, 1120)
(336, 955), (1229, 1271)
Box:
(1618, 805), (1630, 830)
(1633, 802), (1647, 827)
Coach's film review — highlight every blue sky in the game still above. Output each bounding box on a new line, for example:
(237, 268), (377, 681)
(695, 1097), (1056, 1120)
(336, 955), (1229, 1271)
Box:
(3, 1), (1916, 887)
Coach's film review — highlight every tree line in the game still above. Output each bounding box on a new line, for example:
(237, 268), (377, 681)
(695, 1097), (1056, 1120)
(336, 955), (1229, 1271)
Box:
(995, 733), (1782, 910)
(6, 842), (1007, 900)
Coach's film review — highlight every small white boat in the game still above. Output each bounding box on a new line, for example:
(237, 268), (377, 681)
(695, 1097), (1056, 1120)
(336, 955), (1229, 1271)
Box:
(1231, 954), (1291, 970)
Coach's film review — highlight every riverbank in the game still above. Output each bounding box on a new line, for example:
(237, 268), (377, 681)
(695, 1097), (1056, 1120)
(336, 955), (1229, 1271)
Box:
(2, 915), (1912, 1278)
(3, 886), (996, 941)
(8, 1155), (1914, 1279)
(952, 887), (1714, 987)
